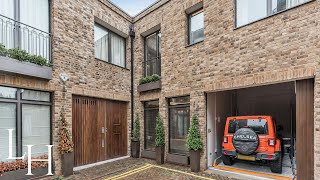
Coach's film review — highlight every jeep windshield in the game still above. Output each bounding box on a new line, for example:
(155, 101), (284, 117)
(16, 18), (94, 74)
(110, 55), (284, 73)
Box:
(228, 118), (268, 134)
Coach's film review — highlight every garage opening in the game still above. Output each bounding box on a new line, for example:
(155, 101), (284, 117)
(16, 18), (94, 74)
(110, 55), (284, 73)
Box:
(207, 79), (314, 180)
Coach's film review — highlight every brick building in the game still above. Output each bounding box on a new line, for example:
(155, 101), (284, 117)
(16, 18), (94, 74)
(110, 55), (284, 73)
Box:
(0, 0), (318, 179)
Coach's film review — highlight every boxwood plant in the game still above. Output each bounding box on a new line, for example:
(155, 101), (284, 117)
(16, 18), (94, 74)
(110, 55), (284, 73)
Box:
(132, 113), (140, 141)
(139, 74), (161, 85)
(0, 43), (51, 67)
(155, 113), (165, 147)
(187, 115), (204, 151)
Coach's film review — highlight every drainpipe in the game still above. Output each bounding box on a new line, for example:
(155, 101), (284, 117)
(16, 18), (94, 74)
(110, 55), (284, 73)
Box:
(129, 24), (135, 134)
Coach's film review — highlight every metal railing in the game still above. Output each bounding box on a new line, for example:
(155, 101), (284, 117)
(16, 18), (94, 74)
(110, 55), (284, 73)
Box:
(144, 57), (161, 77)
(0, 14), (51, 62)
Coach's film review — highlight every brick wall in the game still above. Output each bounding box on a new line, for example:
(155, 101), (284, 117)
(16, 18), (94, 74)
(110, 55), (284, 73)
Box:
(133, 0), (320, 177)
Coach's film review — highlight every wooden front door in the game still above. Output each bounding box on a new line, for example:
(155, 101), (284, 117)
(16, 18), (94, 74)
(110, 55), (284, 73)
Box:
(72, 96), (127, 167)
(296, 79), (314, 180)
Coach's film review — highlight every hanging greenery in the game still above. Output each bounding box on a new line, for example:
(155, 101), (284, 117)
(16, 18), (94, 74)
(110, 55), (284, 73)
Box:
(187, 114), (204, 151)
(155, 113), (165, 147)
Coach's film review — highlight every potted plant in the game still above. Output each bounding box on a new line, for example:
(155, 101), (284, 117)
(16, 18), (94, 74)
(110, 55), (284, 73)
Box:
(155, 113), (165, 164)
(187, 115), (204, 172)
(131, 113), (140, 158)
(57, 110), (74, 177)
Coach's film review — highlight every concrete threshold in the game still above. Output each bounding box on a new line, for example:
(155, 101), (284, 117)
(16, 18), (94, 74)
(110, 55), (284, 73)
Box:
(73, 156), (130, 171)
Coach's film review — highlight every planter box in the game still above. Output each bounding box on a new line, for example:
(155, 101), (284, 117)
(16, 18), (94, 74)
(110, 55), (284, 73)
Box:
(138, 80), (161, 92)
(155, 146), (165, 164)
(1, 167), (48, 180)
(61, 152), (74, 177)
(0, 56), (52, 80)
(167, 153), (190, 165)
(190, 150), (200, 172)
(131, 140), (140, 158)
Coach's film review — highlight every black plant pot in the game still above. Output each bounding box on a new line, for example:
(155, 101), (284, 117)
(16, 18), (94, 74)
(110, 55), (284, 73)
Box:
(131, 140), (140, 158)
(61, 152), (74, 177)
(155, 146), (165, 165)
(190, 150), (200, 172)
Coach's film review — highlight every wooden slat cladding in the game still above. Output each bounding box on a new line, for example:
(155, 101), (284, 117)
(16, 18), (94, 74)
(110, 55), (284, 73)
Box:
(296, 79), (314, 180)
(72, 96), (127, 167)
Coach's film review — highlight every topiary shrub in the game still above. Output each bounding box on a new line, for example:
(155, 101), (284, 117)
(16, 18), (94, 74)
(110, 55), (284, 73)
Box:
(57, 110), (74, 154)
(187, 114), (204, 151)
(155, 113), (165, 147)
(132, 113), (140, 141)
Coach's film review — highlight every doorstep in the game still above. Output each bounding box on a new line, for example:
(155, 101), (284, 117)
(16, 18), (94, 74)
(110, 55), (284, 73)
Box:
(166, 153), (189, 165)
(141, 150), (156, 159)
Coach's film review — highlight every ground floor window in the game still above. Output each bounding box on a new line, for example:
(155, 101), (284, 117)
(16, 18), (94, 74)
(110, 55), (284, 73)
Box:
(0, 86), (51, 161)
(169, 96), (190, 155)
(144, 100), (159, 151)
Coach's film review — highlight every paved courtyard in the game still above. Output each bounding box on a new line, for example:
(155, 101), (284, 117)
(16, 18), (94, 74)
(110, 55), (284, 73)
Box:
(57, 158), (235, 180)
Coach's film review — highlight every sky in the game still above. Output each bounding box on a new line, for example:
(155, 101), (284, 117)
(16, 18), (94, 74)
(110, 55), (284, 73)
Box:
(111, 0), (157, 16)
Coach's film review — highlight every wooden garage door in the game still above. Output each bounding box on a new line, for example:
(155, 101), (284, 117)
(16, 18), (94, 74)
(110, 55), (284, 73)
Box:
(296, 79), (314, 180)
(72, 96), (127, 167)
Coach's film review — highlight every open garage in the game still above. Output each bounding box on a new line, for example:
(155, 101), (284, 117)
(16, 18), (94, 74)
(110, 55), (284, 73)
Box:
(207, 79), (314, 180)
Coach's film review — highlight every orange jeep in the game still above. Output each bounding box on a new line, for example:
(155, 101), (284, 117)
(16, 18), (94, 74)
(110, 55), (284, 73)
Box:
(222, 115), (282, 173)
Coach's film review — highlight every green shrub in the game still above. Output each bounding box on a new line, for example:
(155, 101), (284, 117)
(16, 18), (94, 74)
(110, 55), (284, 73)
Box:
(187, 115), (204, 151)
(0, 44), (7, 56)
(0, 44), (50, 67)
(132, 113), (140, 141)
(139, 74), (161, 85)
(155, 113), (165, 147)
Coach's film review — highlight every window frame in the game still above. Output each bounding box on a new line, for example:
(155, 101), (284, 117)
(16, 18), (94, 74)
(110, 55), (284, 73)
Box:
(144, 100), (159, 151)
(234, 0), (314, 29)
(0, 86), (52, 158)
(168, 96), (190, 155)
(94, 23), (127, 68)
(188, 8), (204, 46)
(144, 31), (161, 77)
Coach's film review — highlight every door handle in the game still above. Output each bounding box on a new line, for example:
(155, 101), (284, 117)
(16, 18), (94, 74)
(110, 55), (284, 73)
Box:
(102, 139), (104, 147)
(102, 127), (105, 133)
(105, 128), (108, 133)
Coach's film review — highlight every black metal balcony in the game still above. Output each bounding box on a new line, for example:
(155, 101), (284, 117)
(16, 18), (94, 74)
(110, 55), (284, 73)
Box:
(0, 14), (51, 62)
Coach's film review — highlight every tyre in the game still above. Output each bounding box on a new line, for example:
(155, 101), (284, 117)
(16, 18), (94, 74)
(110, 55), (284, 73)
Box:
(222, 155), (233, 166)
(232, 128), (259, 155)
(270, 153), (282, 174)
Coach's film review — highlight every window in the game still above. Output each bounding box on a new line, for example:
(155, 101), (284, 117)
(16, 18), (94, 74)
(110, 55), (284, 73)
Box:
(144, 100), (159, 151)
(169, 96), (190, 155)
(144, 31), (161, 76)
(189, 9), (204, 45)
(0, 86), (51, 162)
(236, 0), (311, 27)
(94, 24), (126, 67)
(228, 119), (269, 134)
(0, 0), (50, 60)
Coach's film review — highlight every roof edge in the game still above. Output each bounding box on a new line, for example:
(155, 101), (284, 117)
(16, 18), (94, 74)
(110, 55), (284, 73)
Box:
(101, 0), (133, 22)
(133, 0), (170, 22)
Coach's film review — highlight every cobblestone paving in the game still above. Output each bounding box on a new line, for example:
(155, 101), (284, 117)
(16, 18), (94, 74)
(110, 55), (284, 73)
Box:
(45, 158), (236, 180)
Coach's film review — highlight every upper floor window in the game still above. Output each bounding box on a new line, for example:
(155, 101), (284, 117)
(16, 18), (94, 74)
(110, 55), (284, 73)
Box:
(236, 0), (311, 27)
(94, 24), (126, 68)
(144, 31), (161, 76)
(0, 0), (50, 61)
(188, 9), (204, 45)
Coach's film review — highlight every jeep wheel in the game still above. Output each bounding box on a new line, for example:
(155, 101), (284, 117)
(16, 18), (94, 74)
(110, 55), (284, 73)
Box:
(222, 155), (233, 166)
(270, 153), (282, 174)
(232, 128), (259, 155)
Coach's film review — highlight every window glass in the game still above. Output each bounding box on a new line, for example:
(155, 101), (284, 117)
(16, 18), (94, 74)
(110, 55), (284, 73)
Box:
(169, 107), (190, 154)
(145, 32), (161, 76)
(189, 10), (204, 44)
(236, 0), (310, 27)
(144, 100), (159, 151)
(22, 89), (50, 102)
(0, 0), (14, 19)
(22, 104), (50, 157)
(110, 33), (125, 67)
(95, 24), (109, 62)
(0, 103), (16, 161)
(0, 86), (17, 99)
(228, 119), (269, 134)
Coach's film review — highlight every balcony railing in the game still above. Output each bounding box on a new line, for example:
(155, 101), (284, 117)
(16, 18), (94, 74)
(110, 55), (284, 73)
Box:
(0, 14), (51, 62)
(144, 57), (161, 77)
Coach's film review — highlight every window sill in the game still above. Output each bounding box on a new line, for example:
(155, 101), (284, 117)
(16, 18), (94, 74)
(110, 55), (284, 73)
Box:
(185, 40), (204, 48)
(95, 58), (129, 71)
(234, 0), (315, 30)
